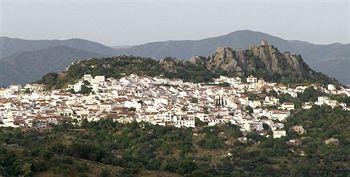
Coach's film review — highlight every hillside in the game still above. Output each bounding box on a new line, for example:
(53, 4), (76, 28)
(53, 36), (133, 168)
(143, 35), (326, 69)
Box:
(0, 46), (104, 86)
(0, 37), (116, 58)
(2, 105), (350, 177)
(114, 30), (350, 85)
(38, 43), (337, 89)
(313, 57), (350, 85)
(0, 37), (116, 86)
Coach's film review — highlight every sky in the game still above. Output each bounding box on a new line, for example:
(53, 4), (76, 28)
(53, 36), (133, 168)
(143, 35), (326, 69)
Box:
(0, 0), (349, 46)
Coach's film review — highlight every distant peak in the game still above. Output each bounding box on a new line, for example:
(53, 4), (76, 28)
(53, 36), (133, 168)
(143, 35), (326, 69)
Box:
(227, 29), (267, 35)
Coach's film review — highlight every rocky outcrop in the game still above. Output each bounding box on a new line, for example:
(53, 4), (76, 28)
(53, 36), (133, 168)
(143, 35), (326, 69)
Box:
(207, 47), (239, 72)
(188, 40), (337, 84)
(190, 56), (207, 66)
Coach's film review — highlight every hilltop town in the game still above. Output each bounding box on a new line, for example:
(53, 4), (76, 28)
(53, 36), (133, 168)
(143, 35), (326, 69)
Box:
(2, 1), (350, 175)
(1, 74), (349, 139)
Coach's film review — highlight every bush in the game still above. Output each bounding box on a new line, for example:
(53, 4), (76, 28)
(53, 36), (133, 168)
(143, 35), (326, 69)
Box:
(99, 169), (111, 177)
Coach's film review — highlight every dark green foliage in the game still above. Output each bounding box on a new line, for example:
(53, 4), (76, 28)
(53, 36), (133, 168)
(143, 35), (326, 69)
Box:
(24, 88), (31, 93)
(245, 106), (253, 114)
(218, 82), (231, 87)
(247, 93), (258, 100)
(0, 146), (19, 176)
(67, 142), (109, 162)
(38, 73), (59, 90)
(191, 97), (198, 103)
(2, 107), (350, 176)
(195, 118), (207, 127)
(332, 95), (350, 105)
(262, 123), (271, 131)
(79, 84), (92, 95)
(99, 169), (111, 177)
(267, 89), (278, 97)
(279, 93), (293, 103)
(198, 134), (224, 149)
(299, 86), (324, 102)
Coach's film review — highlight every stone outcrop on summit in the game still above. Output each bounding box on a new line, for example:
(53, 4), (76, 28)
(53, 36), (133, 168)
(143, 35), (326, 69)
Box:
(190, 40), (336, 84)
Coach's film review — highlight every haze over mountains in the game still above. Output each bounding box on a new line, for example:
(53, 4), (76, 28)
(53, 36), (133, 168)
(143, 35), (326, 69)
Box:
(0, 30), (349, 86)
(0, 46), (104, 86)
(0, 37), (115, 58)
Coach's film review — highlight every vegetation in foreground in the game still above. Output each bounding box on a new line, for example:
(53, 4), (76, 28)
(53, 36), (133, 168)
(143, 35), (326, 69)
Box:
(1, 105), (350, 177)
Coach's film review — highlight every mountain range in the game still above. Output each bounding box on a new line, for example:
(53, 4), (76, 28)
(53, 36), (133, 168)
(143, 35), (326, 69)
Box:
(0, 30), (349, 86)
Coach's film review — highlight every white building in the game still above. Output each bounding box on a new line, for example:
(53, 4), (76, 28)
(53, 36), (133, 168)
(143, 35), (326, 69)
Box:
(273, 129), (286, 138)
(280, 102), (295, 110)
(246, 76), (257, 84)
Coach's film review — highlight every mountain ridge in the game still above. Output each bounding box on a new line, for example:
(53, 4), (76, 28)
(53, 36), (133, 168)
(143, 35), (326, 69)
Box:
(114, 30), (350, 61)
(0, 46), (105, 86)
(1, 30), (349, 86)
(0, 36), (115, 58)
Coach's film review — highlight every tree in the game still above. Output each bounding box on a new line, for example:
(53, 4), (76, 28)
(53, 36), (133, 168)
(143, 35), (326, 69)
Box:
(79, 84), (92, 94)
(191, 97), (198, 103)
(195, 118), (207, 127)
(299, 86), (322, 102)
(179, 159), (197, 174)
(99, 169), (111, 177)
(219, 82), (231, 87)
(268, 90), (278, 97)
(245, 106), (253, 114)
(38, 72), (59, 89)
(279, 93), (293, 103)
(21, 162), (32, 177)
(83, 80), (91, 86)
(294, 99), (302, 109)
(198, 135), (224, 149)
(24, 88), (31, 94)
(262, 123), (271, 131)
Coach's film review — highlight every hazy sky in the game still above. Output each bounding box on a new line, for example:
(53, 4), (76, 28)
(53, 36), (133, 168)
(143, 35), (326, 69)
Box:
(1, 0), (349, 46)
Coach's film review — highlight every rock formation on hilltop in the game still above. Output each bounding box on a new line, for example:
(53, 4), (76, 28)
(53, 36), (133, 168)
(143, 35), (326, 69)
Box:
(190, 40), (336, 84)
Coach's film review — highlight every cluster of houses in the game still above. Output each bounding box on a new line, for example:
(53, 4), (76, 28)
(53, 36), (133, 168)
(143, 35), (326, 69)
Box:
(1, 74), (349, 139)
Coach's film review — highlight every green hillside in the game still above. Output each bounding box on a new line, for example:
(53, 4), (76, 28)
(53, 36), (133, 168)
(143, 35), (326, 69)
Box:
(1, 105), (350, 177)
